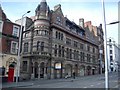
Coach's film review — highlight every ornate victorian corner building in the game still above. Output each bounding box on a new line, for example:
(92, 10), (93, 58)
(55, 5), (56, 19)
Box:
(20, 0), (102, 80)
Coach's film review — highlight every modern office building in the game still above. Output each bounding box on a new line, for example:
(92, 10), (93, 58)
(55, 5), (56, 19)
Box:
(107, 37), (120, 72)
(19, 0), (103, 80)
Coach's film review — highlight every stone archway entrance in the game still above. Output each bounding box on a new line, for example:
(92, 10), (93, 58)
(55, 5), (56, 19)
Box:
(87, 66), (91, 75)
(34, 62), (38, 78)
(65, 64), (72, 77)
(40, 62), (45, 78)
(6, 57), (17, 76)
(92, 67), (96, 75)
(8, 64), (15, 82)
(7, 57), (17, 82)
(75, 64), (78, 76)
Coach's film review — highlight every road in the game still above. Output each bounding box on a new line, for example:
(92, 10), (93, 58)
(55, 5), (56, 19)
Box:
(2, 72), (120, 89)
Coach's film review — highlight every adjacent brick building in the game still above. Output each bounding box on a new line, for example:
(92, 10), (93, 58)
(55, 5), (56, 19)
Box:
(0, 5), (21, 78)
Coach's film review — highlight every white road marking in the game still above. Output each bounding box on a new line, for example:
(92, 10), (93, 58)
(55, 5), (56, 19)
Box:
(113, 85), (119, 88)
(113, 81), (118, 82)
(37, 85), (41, 87)
(97, 83), (101, 85)
(90, 85), (94, 87)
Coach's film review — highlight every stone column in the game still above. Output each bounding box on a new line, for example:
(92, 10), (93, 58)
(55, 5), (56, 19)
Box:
(51, 62), (54, 79)
(84, 66), (87, 76)
(44, 63), (47, 79)
(38, 63), (40, 79)
(90, 66), (92, 75)
(47, 60), (51, 79)
(60, 62), (63, 78)
(31, 62), (35, 79)
(78, 66), (80, 77)
(62, 64), (65, 78)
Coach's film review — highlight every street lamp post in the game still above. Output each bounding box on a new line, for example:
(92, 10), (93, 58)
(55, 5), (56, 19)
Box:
(101, 0), (120, 89)
(107, 21), (120, 25)
(101, 0), (109, 89)
(16, 11), (30, 83)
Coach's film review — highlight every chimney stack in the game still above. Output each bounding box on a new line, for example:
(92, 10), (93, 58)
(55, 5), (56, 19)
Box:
(79, 18), (84, 28)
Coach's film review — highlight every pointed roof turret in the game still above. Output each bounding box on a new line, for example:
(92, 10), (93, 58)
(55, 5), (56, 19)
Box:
(35, 0), (48, 14)
(35, 0), (50, 19)
(40, 0), (47, 11)
(41, 0), (46, 3)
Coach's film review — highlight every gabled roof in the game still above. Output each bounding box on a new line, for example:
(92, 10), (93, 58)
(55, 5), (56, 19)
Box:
(65, 17), (85, 32)
(54, 4), (64, 16)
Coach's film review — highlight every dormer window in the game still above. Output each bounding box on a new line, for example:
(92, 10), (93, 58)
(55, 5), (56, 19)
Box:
(57, 17), (61, 22)
(56, 16), (61, 24)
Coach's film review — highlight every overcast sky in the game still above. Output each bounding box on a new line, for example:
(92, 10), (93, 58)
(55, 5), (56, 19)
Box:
(1, 0), (119, 44)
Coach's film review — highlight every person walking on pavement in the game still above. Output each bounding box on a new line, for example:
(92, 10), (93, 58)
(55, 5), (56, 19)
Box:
(73, 72), (75, 79)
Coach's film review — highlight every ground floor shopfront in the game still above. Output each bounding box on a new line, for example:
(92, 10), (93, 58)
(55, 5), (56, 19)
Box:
(20, 57), (99, 80)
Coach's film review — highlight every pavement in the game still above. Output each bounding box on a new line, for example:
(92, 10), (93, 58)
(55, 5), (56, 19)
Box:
(2, 72), (120, 88)
(2, 77), (81, 88)
(2, 81), (34, 88)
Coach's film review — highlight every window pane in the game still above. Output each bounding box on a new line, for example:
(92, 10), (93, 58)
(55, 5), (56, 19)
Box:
(58, 45), (61, 57)
(54, 45), (57, 56)
(41, 42), (44, 51)
(37, 41), (40, 51)
(22, 61), (27, 71)
(66, 38), (71, 45)
(56, 31), (58, 39)
(11, 42), (17, 53)
(24, 43), (28, 52)
(110, 50), (112, 54)
(62, 46), (64, 57)
(13, 27), (19, 36)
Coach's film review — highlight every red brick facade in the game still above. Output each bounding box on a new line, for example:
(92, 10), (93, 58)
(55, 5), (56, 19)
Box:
(1, 8), (20, 54)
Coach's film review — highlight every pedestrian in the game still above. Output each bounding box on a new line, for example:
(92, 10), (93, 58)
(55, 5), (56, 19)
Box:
(73, 72), (75, 79)
(65, 73), (68, 79)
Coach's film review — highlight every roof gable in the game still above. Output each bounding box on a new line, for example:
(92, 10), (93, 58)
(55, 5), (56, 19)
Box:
(54, 4), (64, 16)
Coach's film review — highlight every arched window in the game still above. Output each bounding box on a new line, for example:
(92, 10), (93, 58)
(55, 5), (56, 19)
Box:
(58, 32), (61, 40)
(62, 46), (64, 57)
(54, 45), (57, 56)
(56, 16), (61, 23)
(58, 45), (61, 57)
(66, 48), (69, 58)
(41, 42), (44, 51)
(37, 41), (40, 51)
(61, 33), (63, 40)
(56, 31), (58, 39)
(70, 49), (72, 59)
